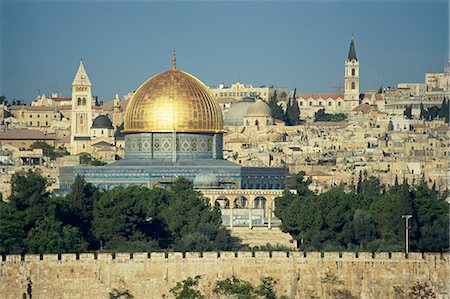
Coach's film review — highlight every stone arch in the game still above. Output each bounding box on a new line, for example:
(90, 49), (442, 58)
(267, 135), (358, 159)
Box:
(233, 196), (248, 209)
(215, 196), (230, 209)
(253, 196), (267, 209)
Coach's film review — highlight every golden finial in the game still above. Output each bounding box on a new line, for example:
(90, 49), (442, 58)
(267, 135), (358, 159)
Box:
(172, 49), (176, 70)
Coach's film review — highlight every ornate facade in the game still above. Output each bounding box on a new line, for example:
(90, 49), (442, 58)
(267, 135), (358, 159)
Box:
(60, 54), (287, 231)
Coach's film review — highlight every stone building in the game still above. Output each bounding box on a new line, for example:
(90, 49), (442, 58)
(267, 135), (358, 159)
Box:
(59, 54), (288, 238)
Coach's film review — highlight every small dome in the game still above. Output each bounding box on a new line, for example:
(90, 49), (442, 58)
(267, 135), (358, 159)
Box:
(223, 98), (255, 126)
(246, 100), (272, 117)
(92, 115), (113, 129)
(193, 172), (219, 189)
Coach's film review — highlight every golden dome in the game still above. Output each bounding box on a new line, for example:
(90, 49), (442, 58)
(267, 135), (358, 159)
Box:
(123, 68), (223, 133)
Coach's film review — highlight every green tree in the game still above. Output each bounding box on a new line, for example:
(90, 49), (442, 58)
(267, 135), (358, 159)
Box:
(109, 288), (134, 299)
(170, 276), (204, 299)
(403, 105), (412, 119)
(419, 102), (426, 120)
(289, 171), (313, 196)
(314, 109), (347, 122)
(59, 175), (100, 248)
(92, 186), (161, 251)
(0, 202), (25, 254)
(213, 276), (287, 299)
(439, 97), (449, 123)
(79, 153), (107, 166)
(30, 141), (69, 160)
(114, 123), (125, 138)
(8, 170), (50, 231)
(268, 91), (285, 121)
(161, 178), (237, 251)
(24, 216), (88, 253)
(285, 89), (300, 125)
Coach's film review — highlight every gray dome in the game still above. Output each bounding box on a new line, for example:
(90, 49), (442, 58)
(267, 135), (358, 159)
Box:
(92, 115), (113, 129)
(224, 98), (255, 126)
(193, 172), (219, 189)
(245, 100), (272, 117)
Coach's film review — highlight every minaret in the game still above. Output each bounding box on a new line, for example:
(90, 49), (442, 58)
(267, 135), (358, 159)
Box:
(70, 59), (93, 154)
(344, 37), (360, 109)
(112, 93), (122, 129)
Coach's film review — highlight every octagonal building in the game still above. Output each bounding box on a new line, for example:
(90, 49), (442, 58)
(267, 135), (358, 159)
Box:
(60, 57), (286, 192)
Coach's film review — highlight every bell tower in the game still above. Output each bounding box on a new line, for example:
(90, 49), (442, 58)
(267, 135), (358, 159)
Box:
(344, 37), (360, 109)
(70, 59), (93, 154)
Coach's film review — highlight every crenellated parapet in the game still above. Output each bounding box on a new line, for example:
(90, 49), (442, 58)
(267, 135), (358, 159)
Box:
(2, 251), (447, 264)
(1, 251), (448, 299)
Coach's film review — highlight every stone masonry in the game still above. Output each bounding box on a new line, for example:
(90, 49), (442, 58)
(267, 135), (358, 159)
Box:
(1, 251), (448, 299)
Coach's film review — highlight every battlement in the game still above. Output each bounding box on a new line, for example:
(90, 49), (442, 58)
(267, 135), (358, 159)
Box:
(2, 251), (446, 264)
(1, 251), (448, 298)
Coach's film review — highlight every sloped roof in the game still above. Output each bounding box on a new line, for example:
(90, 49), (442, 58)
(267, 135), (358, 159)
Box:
(0, 129), (56, 140)
(297, 94), (344, 100)
(353, 103), (376, 113)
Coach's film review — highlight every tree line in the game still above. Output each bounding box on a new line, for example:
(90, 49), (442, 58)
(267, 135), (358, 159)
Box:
(1, 170), (447, 255)
(0, 171), (239, 255)
(275, 172), (449, 252)
(418, 98), (449, 122)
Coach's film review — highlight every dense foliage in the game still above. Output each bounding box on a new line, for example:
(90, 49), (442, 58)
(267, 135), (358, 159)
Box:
(268, 89), (301, 125)
(275, 172), (449, 252)
(0, 172), (238, 254)
(419, 98), (449, 123)
(314, 108), (347, 122)
(268, 91), (285, 122)
(30, 141), (69, 160)
(79, 152), (107, 166)
(170, 276), (288, 299)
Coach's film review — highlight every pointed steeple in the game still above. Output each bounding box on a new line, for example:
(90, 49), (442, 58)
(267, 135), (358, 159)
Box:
(347, 37), (357, 61)
(72, 59), (92, 86)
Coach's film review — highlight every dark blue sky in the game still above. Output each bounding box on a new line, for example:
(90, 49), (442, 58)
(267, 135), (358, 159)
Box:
(1, 0), (448, 102)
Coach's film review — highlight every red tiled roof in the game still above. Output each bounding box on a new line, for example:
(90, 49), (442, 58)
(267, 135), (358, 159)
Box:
(297, 93), (344, 100)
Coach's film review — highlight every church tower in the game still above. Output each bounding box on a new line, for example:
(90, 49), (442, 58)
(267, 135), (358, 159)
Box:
(70, 60), (93, 154)
(344, 37), (360, 109)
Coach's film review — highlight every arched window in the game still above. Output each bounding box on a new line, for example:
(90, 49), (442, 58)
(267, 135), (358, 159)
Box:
(351, 82), (355, 90)
(351, 68), (355, 76)
(255, 120), (259, 126)
(77, 98), (81, 105)
(82, 98), (87, 105)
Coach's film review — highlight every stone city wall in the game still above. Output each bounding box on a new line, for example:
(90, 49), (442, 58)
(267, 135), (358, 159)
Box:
(1, 251), (448, 299)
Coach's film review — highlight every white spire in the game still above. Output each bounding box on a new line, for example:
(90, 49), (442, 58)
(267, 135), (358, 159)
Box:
(72, 59), (92, 86)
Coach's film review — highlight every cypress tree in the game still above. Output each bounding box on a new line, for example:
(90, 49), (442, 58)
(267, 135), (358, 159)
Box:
(419, 103), (425, 120)
(268, 90), (285, 121)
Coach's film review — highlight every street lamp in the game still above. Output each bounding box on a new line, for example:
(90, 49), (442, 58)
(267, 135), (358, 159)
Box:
(402, 215), (412, 254)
